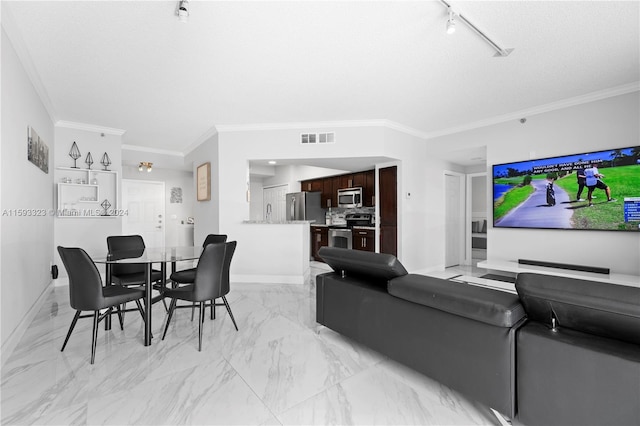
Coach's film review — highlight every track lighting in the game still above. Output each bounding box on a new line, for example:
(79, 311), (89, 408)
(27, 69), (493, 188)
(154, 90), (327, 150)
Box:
(446, 7), (456, 34)
(440, 0), (513, 57)
(138, 162), (153, 172)
(176, 0), (189, 23)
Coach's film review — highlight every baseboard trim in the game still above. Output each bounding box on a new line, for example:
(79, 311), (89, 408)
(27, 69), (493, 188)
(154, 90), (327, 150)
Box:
(1, 280), (54, 367)
(231, 271), (309, 285)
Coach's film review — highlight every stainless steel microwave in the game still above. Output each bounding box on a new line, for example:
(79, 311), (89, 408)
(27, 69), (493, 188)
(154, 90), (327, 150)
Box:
(337, 187), (363, 208)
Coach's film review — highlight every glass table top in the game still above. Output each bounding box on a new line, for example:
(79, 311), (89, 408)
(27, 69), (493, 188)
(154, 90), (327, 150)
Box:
(93, 246), (203, 264)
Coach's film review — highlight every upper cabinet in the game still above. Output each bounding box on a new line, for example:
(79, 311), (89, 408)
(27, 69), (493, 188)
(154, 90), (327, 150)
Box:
(300, 179), (323, 193)
(302, 169), (376, 208)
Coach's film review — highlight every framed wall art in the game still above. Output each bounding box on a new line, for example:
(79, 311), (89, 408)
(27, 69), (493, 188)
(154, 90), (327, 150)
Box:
(197, 162), (211, 201)
(27, 126), (49, 173)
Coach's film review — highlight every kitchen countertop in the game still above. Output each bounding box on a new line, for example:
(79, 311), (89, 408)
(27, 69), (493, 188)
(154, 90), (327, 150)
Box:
(242, 220), (316, 224)
(310, 224), (375, 230)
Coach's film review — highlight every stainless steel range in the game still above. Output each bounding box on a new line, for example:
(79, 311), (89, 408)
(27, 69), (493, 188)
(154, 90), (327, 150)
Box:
(328, 213), (373, 250)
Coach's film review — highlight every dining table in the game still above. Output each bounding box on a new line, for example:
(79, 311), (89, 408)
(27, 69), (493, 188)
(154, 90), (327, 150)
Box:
(93, 245), (203, 346)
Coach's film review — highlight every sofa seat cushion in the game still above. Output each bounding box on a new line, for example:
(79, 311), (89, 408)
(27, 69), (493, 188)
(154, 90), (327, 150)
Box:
(388, 274), (525, 328)
(516, 272), (640, 345)
(318, 247), (408, 286)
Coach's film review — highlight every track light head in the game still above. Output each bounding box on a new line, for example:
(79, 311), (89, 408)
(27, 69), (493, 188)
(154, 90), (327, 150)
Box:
(446, 7), (456, 34)
(177, 0), (189, 23)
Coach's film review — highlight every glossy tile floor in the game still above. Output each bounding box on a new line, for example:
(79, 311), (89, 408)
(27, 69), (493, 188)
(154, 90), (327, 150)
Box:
(1, 263), (500, 425)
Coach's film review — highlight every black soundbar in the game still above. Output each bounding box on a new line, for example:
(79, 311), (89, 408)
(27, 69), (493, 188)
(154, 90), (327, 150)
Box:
(518, 259), (610, 275)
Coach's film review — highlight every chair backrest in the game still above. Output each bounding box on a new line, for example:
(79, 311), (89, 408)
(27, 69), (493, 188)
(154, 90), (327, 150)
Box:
(202, 234), (227, 247)
(57, 246), (105, 311)
(106, 235), (146, 276)
(194, 241), (237, 302)
(219, 241), (237, 296)
(192, 242), (228, 302)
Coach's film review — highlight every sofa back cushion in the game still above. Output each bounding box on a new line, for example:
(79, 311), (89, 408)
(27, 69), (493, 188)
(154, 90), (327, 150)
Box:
(516, 273), (640, 345)
(318, 247), (408, 286)
(389, 274), (525, 328)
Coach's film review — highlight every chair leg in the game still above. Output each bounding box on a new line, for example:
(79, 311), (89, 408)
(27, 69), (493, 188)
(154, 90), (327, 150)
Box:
(116, 305), (124, 330)
(222, 296), (238, 331)
(161, 298), (178, 340)
(191, 303), (196, 322)
(135, 299), (146, 322)
(210, 299), (214, 320)
(198, 302), (205, 351)
(91, 311), (100, 364)
(61, 310), (81, 352)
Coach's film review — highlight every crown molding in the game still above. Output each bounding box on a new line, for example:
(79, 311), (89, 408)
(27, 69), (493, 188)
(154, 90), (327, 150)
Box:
(122, 144), (183, 157)
(215, 119), (391, 133)
(182, 125), (219, 157)
(55, 120), (126, 136)
(424, 82), (640, 139)
(2, 5), (57, 123)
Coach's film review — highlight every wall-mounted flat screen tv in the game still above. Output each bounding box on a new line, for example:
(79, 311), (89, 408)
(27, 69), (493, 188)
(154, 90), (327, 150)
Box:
(493, 146), (640, 231)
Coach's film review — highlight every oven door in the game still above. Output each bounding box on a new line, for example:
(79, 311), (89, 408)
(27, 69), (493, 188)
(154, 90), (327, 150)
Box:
(328, 228), (352, 249)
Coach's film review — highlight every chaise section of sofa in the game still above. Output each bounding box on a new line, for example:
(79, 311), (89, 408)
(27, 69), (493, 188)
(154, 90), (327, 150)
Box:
(316, 247), (526, 419)
(515, 273), (640, 426)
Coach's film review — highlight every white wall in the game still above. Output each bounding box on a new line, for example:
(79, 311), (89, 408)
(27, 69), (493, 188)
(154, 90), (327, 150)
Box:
(430, 91), (640, 275)
(208, 124), (451, 279)
(53, 126), (123, 276)
(122, 166), (195, 246)
(186, 131), (220, 246)
(1, 28), (55, 355)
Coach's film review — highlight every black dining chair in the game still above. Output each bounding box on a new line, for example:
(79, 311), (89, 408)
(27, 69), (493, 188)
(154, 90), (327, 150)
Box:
(161, 241), (238, 351)
(57, 246), (147, 364)
(106, 235), (166, 309)
(170, 234), (227, 319)
(170, 234), (227, 284)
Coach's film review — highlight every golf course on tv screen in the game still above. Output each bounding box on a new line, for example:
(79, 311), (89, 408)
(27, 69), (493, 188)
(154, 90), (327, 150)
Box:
(493, 146), (640, 231)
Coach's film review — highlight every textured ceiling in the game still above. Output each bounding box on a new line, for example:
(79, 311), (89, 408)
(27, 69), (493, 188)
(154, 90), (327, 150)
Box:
(3, 1), (639, 167)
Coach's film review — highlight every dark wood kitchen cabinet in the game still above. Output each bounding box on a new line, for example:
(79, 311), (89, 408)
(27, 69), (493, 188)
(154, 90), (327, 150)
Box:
(322, 176), (340, 208)
(310, 225), (329, 261)
(363, 169), (375, 207)
(301, 179), (323, 193)
(352, 228), (375, 252)
(379, 166), (397, 256)
(301, 169), (375, 208)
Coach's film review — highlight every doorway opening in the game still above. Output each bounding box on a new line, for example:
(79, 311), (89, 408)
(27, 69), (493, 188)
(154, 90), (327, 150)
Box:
(444, 171), (465, 267)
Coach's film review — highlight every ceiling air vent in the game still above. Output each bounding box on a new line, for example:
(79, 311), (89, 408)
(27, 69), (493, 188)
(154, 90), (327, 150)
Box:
(301, 132), (335, 144)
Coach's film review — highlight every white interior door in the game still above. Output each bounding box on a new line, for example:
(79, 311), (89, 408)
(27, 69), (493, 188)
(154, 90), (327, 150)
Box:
(263, 184), (288, 222)
(444, 172), (465, 267)
(122, 179), (165, 247)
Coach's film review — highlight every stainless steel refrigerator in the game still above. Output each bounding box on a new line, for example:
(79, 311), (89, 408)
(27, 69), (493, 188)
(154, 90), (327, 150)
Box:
(285, 191), (324, 223)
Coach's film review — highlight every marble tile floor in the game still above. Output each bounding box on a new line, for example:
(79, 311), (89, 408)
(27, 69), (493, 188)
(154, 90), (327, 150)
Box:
(2, 264), (501, 425)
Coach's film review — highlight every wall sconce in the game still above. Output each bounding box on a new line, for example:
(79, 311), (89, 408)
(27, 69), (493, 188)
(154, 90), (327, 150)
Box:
(138, 162), (153, 172)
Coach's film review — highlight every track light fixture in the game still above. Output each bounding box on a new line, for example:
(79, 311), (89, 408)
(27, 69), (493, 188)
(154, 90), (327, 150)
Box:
(138, 162), (153, 173)
(440, 0), (513, 57)
(176, 0), (189, 23)
(446, 7), (456, 35)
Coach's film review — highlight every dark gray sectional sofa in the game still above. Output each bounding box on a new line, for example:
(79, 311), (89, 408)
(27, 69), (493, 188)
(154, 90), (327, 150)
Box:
(315, 247), (640, 425)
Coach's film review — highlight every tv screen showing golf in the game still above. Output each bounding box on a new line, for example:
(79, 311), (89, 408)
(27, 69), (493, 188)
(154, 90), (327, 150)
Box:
(493, 146), (640, 231)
